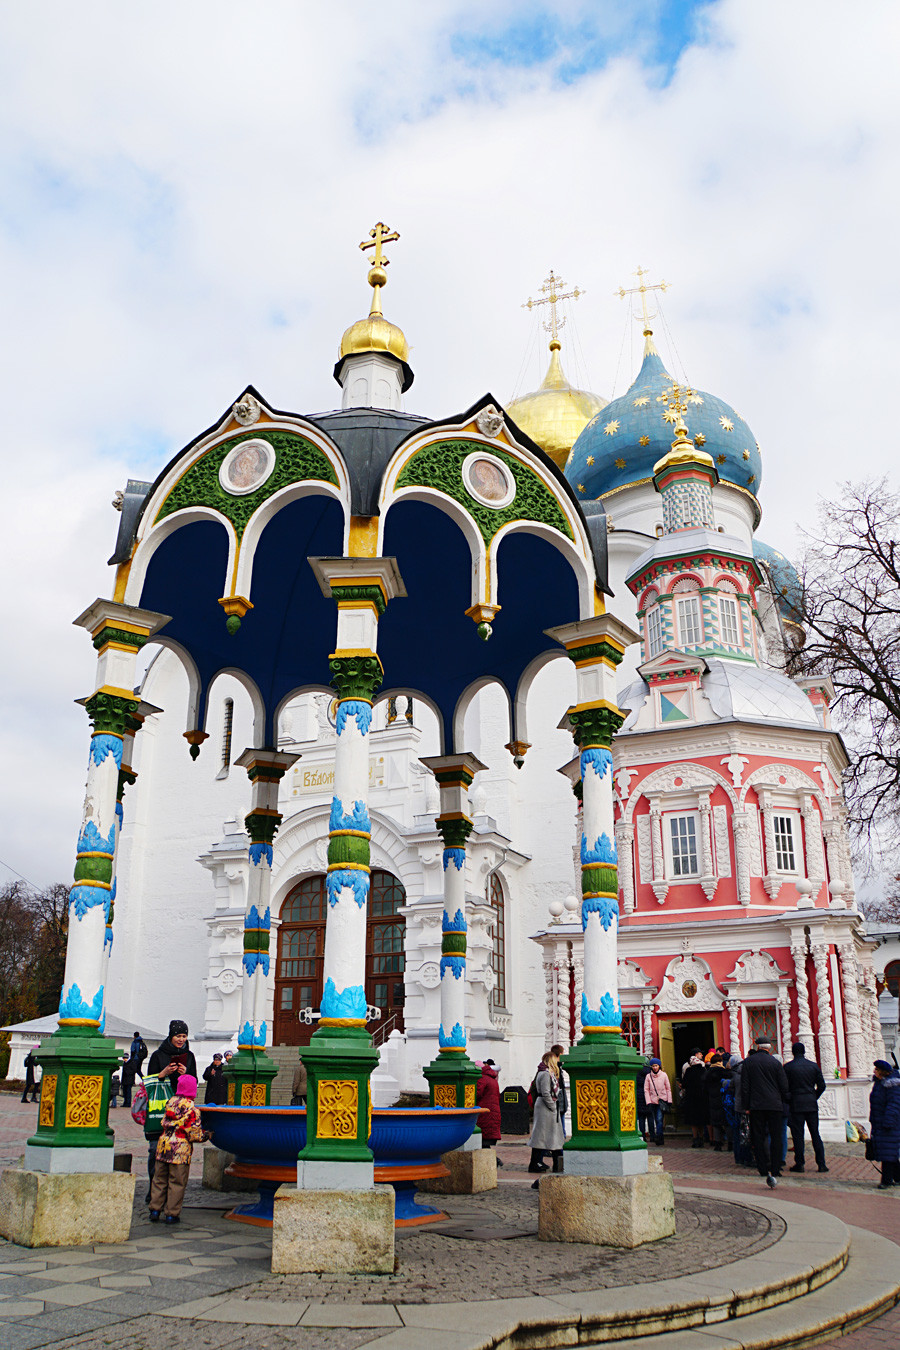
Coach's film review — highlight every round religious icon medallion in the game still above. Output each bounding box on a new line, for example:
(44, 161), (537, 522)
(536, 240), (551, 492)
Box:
(462, 451), (516, 509)
(682, 979), (698, 999)
(219, 437), (276, 496)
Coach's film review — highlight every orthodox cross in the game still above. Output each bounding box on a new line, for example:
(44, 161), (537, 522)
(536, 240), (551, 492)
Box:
(615, 265), (669, 328)
(522, 270), (584, 344)
(359, 222), (400, 315)
(657, 378), (697, 436)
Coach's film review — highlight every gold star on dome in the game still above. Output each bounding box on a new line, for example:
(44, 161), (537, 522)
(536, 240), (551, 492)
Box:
(615, 457), (626, 469)
(577, 483), (586, 493)
(586, 455), (594, 465)
(694, 433), (706, 446)
(639, 435), (650, 446)
(662, 408), (678, 424)
(742, 449), (750, 460)
(688, 393), (704, 405)
(748, 474), (757, 484)
(756, 441), (760, 452)
(633, 395), (650, 407)
(716, 454), (726, 464)
(604, 420), (620, 436)
(719, 416), (734, 432)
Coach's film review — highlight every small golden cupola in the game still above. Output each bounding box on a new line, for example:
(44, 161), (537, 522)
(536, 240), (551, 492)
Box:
(334, 221), (413, 409)
(506, 270), (607, 471)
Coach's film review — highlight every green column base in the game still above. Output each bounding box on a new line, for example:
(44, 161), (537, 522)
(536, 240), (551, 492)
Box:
(562, 1031), (647, 1155)
(423, 1052), (481, 1125)
(27, 1026), (120, 1153)
(223, 1047), (279, 1106)
(297, 1026), (379, 1165)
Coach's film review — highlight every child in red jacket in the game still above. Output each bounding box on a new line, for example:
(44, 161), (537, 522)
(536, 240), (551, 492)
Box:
(149, 1074), (209, 1224)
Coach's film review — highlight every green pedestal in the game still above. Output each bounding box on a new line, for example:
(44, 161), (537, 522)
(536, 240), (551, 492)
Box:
(423, 1052), (482, 1125)
(297, 1027), (379, 1165)
(223, 1047), (279, 1106)
(27, 1027), (120, 1154)
(562, 1031), (647, 1156)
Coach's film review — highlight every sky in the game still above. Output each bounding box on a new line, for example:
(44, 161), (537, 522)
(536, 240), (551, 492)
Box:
(1, 0), (899, 888)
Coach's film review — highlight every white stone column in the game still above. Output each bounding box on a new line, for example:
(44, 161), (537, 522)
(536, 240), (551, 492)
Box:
(572, 951), (585, 1042)
(731, 813), (752, 905)
(698, 792), (716, 901)
(642, 1005), (655, 1057)
(725, 998), (742, 1058)
(837, 941), (868, 1078)
(790, 940), (814, 1044)
(777, 992), (792, 1059)
(811, 943), (838, 1076)
(759, 793), (783, 901)
(649, 802), (667, 904)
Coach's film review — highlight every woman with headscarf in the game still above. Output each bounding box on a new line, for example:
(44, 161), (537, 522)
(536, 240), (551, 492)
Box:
(528, 1049), (564, 1183)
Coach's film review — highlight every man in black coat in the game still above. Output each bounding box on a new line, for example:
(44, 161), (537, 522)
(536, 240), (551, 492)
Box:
(784, 1041), (828, 1173)
(740, 1036), (790, 1187)
(203, 1053), (228, 1105)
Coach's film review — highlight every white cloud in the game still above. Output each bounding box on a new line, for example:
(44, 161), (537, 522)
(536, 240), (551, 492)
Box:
(1, 0), (898, 884)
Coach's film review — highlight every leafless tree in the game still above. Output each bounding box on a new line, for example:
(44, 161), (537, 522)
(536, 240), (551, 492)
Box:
(0, 880), (69, 1025)
(788, 478), (900, 912)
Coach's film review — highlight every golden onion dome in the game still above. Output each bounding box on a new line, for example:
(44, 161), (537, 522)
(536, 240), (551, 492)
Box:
(507, 342), (607, 471)
(339, 258), (409, 363)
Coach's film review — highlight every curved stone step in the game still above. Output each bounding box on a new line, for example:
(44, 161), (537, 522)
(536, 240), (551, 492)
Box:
(579, 1227), (900, 1349)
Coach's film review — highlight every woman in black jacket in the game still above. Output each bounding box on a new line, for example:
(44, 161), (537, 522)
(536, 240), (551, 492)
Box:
(680, 1052), (708, 1148)
(705, 1054), (731, 1151)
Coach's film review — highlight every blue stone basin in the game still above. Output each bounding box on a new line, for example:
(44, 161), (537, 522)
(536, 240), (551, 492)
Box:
(200, 1104), (482, 1227)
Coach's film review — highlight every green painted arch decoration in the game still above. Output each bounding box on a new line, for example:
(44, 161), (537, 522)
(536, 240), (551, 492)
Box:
(154, 430), (340, 541)
(395, 439), (574, 546)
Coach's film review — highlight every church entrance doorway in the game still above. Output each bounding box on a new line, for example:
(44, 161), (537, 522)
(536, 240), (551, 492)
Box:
(658, 1014), (722, 1124)
(274, 870), (406, 1046)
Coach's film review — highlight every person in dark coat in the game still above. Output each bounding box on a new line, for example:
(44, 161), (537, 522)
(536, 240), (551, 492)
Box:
(705, 1054), (731, 1151)
(869, 1060), (900, 1189)
(680, 1052), (708, 1147)
(636, 1060), (651, 1139)
(202, 1053), (228, 1105)
(784, 1042), (828, 1173)
(21, 1047), (40, 1103)
(740, 1036), (790, 1187)
(144, 1020), (198, 1201)
(476, 1060), (502, 1157)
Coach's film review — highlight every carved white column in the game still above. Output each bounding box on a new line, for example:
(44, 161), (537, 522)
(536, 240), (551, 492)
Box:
(862, 965), (887, 1058)
(791, 940), (814, 1043)
(698, 792), (716, 901)
(649, 801), (667, 904)
(758, 793), (783, 901)
(557, 947), (572, 1050)
(811, 944), (837, 1076)
(643, 1004), (655, 1057)
(732, 813), (752, 905)
(725, 998), (742, 1058)
(821, 819), (844, 894)
(544, 954), (558, 1047)
(800, 795), (826, 901)
(837, 941), (867, 1077)
(777, 992), (792, 1059)
(572, 951), (585, 1041)
(616, 821), (635, 914)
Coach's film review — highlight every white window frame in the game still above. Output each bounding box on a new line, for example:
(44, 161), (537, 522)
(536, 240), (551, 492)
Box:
(719, 595), (741, 648)
(664, 812), (701, 880)
(676, 595), (703, 647)
(647, 606), (664, 657)
(772, 812), (800, 874)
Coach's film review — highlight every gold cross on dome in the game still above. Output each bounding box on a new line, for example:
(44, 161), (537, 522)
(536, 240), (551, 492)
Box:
(615, 265), (669, 328)
(522, 270), (584, 344)
(657, 379), (697, 436)
(359, 222), (400, 316)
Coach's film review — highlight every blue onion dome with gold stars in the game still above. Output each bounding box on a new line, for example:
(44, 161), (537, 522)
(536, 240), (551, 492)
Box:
(565, 333), (762, 504)
(752, 539), (803, 625)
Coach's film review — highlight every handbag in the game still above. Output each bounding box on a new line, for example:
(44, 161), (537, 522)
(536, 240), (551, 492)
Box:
(865, 1137), (876, 1161)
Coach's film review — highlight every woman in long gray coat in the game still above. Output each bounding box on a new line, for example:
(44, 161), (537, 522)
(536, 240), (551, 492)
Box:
(528, 1051), (564, 1181)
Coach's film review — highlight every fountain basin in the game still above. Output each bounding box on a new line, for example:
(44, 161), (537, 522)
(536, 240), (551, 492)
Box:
(200, 1105), (482, 1227)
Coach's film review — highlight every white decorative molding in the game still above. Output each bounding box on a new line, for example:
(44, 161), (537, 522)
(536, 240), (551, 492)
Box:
(721, 753), (749, 789)
(475, 405), (505, 438)
(655, 953), (725, 1014)
(745, 803), (763, 877)
(625, 761), (736, 821)
(417, 961), (441, 989)
(615, 766), (639, 800)
(731, 812), (752, 905)
(837, 942), (868, 1078)
(741, 762), (824, 811)
(725, 949), (789, 983)
(698, 793), (717, 901)
(801, 794), (826, 898)
(232, 393), (261, 426)
(791, 942), (814, 1043)
(725, 998), (742, 1057)
(812, 944), (838, 1077)
(636, 814), (652, 886)
(618, 958), (652, 989)
(649, 804), (667, 904)
(615, 820), (635, 913)
(712, 805), (732, 878)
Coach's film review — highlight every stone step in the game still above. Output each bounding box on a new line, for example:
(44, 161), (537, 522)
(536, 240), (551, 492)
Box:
(579, 1226), (900, 1349)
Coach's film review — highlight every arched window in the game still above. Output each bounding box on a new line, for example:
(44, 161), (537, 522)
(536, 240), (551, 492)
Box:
(487, 874), (506, 1009)
(275, 870), (406, 1045)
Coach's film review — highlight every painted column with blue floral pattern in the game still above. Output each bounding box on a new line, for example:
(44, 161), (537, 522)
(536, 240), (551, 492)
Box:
(297, 557), (405, 1184)
(228, 748), (300, 1105)
(547, 615), (647, 1164)
(27, 600), (169, 1170)
(421, 753), (485, 1114)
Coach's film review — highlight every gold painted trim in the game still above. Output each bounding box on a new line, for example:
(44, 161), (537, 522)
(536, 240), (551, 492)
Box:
(348, 516), (379, 558)
(318, 1017), (367, 1028)
(327, 861), (370, 873)
(93, 687), (135, 703)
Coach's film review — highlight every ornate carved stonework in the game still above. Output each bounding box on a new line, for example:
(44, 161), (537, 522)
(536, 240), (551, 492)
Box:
(713, 805), (732, 877)
(617, 958), (652, 989)
(232, 393), (261, 426)
(720, 753), (749, 789)
(656, 954), (725, 1013)
(636, 814), (652, 886)
(741, 762), (824, 809)
(725, 950), (789, 984)
(745, 804), (763, 876)
(475, 405), (505, 438)
(625, 762), (736, 821)
(417, 962), (441, 988)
